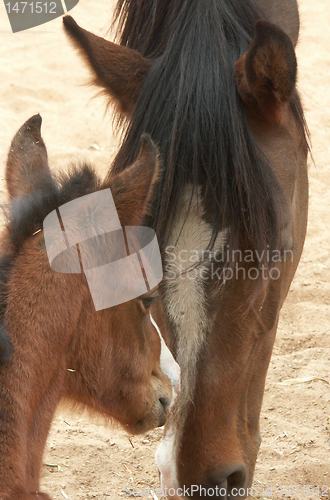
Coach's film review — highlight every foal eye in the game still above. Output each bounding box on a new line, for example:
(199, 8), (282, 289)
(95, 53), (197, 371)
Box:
(141, 293), (159, 310)
(141, 297), (155, 309)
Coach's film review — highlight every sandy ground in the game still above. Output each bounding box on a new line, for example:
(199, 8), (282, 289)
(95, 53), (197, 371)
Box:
(0, 1), (329, 499)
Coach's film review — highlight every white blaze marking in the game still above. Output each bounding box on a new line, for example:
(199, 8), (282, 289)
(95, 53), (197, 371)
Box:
(164, 188), (225, 395)
(156, 188), (226, 494)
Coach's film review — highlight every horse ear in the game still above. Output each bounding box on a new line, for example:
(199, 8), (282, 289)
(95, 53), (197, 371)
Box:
(110, 135), (161, 226)
(63, 16), (151, 116)
(6, 114), (52, 199)
(235, 21), (297, 123)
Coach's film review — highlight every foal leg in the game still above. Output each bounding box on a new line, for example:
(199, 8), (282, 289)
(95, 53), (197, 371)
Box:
(24, 374), (65, 498)
(0, 367), (64, 499)
(0, 384), (30, 497)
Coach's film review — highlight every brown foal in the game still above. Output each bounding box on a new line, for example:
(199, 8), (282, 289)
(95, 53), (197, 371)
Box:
(0, 115), (172, 500)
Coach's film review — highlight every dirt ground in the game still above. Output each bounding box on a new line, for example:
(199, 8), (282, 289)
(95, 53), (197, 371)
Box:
(0, 0), (329, 499)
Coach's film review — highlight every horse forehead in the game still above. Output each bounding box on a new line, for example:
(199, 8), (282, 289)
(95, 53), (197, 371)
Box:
(163, 190), (210, 327)
(163, 187), (225, 312)
(163, 188), (226, 391)
(166, 188), (214, 258)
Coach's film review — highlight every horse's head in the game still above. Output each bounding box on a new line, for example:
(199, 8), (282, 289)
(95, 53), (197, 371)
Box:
(63, 2), (308, 496)
(3, 115), (172, 435)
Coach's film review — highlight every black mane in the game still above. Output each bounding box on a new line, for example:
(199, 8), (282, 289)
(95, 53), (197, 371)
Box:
(110, 0), (308, 253)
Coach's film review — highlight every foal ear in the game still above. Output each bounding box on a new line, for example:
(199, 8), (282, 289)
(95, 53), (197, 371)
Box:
(6, 114), (52, 199)
(63, 16), (151, 116)
(235, 21), (297, 123)
(111, 135), (161, 226)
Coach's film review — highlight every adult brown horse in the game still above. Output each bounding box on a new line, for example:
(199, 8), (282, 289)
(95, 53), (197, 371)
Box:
(63, 0), (309, 497)
(0, 115), (172, 500)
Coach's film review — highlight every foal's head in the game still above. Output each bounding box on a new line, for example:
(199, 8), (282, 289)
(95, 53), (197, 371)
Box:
(1, 115), (172, 434)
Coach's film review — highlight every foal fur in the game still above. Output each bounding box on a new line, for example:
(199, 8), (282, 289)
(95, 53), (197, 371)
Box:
(0, 116), (172, 500)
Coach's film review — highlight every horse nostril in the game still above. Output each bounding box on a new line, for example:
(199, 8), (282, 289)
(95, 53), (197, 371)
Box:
(207, 465), (247, 498)
(159, 397), (170, 411)
(227, 465), (246, 492)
